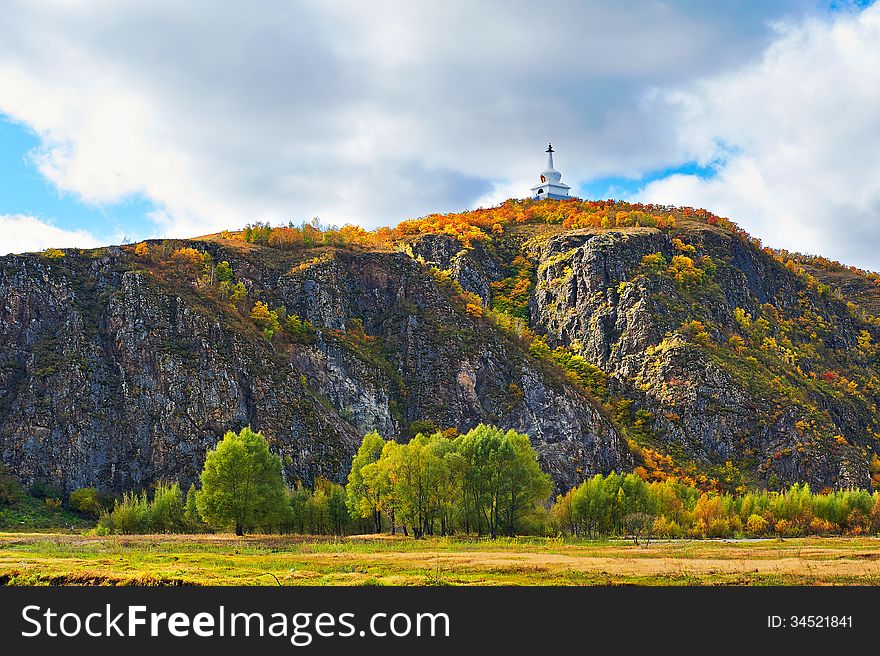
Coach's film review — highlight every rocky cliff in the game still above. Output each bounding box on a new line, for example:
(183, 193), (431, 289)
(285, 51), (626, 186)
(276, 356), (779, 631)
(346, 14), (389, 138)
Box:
(0, 237), (629, 494)
(526, 223), (874, 489)
(2, 200), (879, 494)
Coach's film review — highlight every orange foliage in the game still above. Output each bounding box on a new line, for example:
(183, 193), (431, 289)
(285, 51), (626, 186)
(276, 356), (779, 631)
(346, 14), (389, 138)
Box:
(465, 303), (483, 318)
(170, 247), (205, 279)
(229, 198), (754, 255)
(387, 198), (746, 248)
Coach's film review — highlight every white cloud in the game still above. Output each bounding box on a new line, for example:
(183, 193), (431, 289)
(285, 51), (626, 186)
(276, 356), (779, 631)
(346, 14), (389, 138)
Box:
(0, 0), (814, 236)
(636, 4), (880, 269)
(0, 214), (101, 254)
(474, 180), (535, 210)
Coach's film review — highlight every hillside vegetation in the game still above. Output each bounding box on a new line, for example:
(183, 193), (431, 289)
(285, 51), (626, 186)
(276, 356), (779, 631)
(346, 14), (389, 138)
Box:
(2, 198), (880, 497)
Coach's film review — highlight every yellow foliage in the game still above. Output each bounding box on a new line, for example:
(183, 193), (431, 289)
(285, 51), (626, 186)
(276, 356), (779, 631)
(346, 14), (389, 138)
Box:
(667, 255), (704, 287)
(672, 238), (696, 254)
(465, 303), (483, 318)
(727, 334), (746, 351)
(746, 514), (768, 535)
(250, 301), (273, 323)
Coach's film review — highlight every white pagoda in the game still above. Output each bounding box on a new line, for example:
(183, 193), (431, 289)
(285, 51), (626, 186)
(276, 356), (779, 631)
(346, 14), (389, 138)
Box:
(530, 143), (571, 200)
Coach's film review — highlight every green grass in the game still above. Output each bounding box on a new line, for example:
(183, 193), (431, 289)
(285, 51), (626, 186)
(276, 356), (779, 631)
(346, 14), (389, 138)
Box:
(4, 533), (880, 586)
(0, 496), (95, 532)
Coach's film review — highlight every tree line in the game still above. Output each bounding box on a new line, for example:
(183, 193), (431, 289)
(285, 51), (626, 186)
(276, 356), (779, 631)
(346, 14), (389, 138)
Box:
(552, 473), (880, 541)
(55, 425), (880, 540)
(345, 425), (552, 538)
(91, 424), (550, 537)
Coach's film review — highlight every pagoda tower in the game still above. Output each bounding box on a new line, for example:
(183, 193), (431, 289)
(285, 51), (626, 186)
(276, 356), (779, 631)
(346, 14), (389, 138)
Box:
(530, 143), (571, 200)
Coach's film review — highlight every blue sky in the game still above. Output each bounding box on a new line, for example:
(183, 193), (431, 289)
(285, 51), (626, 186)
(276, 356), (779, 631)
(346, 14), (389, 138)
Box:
(0, 117), (158, 243)
(0, 112), (712, 243)
(1, 0), (879, 268)
(579, 162), (717, 202)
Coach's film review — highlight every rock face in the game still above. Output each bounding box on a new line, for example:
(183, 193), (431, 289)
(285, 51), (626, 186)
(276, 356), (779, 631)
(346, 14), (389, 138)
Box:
(1, 217), (878, 495)
(0, 243), (629, 494)
(530, 224), (873, 489)
(405, 234), (503, 305)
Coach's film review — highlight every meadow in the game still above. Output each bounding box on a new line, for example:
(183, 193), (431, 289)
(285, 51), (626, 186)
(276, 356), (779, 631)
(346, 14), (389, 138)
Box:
(3, 533), (880, 586)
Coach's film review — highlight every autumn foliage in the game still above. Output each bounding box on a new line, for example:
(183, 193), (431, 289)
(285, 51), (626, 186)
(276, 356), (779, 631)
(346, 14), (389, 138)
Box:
(551, 474), (880, 539)
(223, 198), (754, 254)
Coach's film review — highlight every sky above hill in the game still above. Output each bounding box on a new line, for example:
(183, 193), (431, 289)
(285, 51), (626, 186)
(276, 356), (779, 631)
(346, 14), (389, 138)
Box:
(1, 0), (879, 268)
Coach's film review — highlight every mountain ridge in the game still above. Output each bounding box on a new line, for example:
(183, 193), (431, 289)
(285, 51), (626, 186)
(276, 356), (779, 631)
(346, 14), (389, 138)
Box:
(2, 198), (879, 495)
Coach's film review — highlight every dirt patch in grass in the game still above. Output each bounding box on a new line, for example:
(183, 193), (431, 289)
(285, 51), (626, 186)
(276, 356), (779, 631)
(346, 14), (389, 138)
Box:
(291, 549), (880, 579)
(0, 569), (188, 586)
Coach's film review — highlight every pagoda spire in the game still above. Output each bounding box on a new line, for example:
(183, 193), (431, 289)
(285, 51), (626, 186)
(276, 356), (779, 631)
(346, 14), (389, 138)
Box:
(530, 143), (570, 200)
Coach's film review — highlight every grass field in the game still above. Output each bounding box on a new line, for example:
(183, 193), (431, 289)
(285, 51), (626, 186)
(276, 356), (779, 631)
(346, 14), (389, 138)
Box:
(0, 496), (95, 531)
(4, 533), (880, 585)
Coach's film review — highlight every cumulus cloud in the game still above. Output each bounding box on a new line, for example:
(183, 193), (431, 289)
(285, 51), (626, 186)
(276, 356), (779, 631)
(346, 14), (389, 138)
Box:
(636, 4), (880, 269)
(0, 214), (100, 254)
(0, 0), (814, 237)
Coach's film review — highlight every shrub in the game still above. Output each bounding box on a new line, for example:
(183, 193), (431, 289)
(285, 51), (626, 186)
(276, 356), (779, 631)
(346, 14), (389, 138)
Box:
(95, 483), (190, 534)
(250, 301), (281, 338)
(98, 491), (151, 534)
(150, 482), (185, 532)
(68, 487), (103, 517)
(774, 518), (796, 536)
(465, 303), (483, 318)
(170, 247), (207, 280)
(746, 514), (768, 536)
(667, 254), (704, 287)
(284, 313), (316, 343)
(215, 260), (234, 282)
(641, 252), (667, 273)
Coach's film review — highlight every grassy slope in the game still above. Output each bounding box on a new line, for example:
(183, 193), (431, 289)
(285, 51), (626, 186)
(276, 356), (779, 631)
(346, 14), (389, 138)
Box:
(0, 496), (95, 531)
(800, 262), (880, 317)
(3, 533), (880, 586)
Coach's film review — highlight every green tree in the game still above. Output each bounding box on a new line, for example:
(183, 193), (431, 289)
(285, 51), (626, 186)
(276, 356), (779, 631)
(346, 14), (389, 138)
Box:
(229, 281), (248, 304)
(347, 432), (386, 532)
(326, 481), (351, 535)
(150, 481), (185, 532)
(184, 483), (203, 532)
(307, 486), (330, 533)
(361, 444), (398, 534)
(455, 424), (551, 538)
(388, 433), (449, 538)
(215, 260), (234, 283)
(196, 427), (287, 535)
(288, 483), (311, 533)
(429, 435), (464, 536)
(497, 429), (552, 537)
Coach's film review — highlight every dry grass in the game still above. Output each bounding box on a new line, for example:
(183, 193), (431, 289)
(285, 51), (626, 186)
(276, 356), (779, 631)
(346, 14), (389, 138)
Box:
(3, 533), (880, 586)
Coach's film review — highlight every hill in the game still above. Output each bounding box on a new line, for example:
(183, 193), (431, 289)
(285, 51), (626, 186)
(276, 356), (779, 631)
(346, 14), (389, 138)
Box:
(1, 198), (879, 495)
